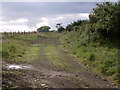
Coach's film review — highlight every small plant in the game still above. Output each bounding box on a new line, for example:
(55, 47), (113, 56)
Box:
(82, 49), (88, 53)
(101, 60), (116, 76)
(89, 54), (95, 61)
(9, 46), (16, 53)
(101, 67), (116, 76)
(18, 54), (22, 57)
(2, 51), (9, 58)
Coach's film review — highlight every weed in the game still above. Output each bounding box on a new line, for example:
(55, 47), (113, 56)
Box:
(60, 31), (119, 85)
(89, 54), (95, 61)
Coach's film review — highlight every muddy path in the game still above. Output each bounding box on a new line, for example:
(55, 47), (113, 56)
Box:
(2, 36), (118, 89)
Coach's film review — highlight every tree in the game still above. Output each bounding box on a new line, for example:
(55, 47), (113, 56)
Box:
(56, 23), (65, 32)
(37, 26), (51, 32)
(65, 20), (87, 32)
(56, 23), (62, 28)
(57, 26), (65, 32)
(89, 1), (120, 40)
(66, 24), (73, 32)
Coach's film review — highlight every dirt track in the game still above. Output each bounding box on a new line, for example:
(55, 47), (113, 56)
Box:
(2, 36), (118, 88)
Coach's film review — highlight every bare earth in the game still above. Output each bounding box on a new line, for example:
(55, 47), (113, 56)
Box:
(2, 36), (118, 89)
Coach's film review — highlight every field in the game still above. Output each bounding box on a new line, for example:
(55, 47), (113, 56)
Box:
(1, 32), (119, 89)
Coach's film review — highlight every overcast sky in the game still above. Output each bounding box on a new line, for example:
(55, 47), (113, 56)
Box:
(0, 1), (117, 32)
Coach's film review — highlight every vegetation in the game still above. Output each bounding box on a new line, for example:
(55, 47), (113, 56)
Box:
(66, 20), (86, 32)
(60, 1), (120, 86)
(56, 23), (65, 32)
(44, 45), (86, 72)
(1, 1), (120, 87)
(45, 45), (69, 70)
(1, 32), (40, 63)
(89, 2), (120, 39)
(37, 26), (51, 32)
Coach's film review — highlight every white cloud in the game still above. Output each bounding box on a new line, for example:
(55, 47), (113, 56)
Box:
(0, 17), (2, 20)
(37, 22), (49, 28)
(78, 13), (89, 19)
(37, 17), (49, 28)
(0, 21), (7, 24)
(9, 18), (28, 23)
(0, 25), (33, 32)
(0, 18), (32, 32)
(1, 0), (118, 2)
(36, 13), (89, 30)
(0, 13), (89, 32)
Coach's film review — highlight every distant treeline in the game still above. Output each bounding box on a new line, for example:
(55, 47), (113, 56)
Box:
(2, 31), (37, 34)
(2, 30), (56, 34)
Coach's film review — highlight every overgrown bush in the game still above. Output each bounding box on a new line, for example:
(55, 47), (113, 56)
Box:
(89, 2), (120, 40)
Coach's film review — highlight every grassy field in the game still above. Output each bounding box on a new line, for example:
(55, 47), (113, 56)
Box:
(1, 32), (120, 87)
(1, 32), (60, 63)
(1, 33), (41, 63)
(60, 31), (120, 86)
(2, 32), (120, 88)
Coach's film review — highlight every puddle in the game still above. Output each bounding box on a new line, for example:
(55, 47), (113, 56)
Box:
(41, 84), (46, 86)
(41, 83), (48, 87)
(8, 65), (22, 69)
(5, 64), (31, 70)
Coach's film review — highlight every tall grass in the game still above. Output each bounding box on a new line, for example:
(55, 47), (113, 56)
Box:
(2, 39), (28, 61)
(60, 31), (120, 86)
(1, 33), (40, 63)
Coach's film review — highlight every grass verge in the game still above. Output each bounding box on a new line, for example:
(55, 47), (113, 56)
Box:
(2, 33), (40, 63)
(60, 31), (120, 86)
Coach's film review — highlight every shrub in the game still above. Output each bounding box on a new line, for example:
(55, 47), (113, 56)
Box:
(2, 51), (9, 58)
(101, 60), (117, 76)
(9, 46), (16, 53)
(89, 54), (95, 61)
